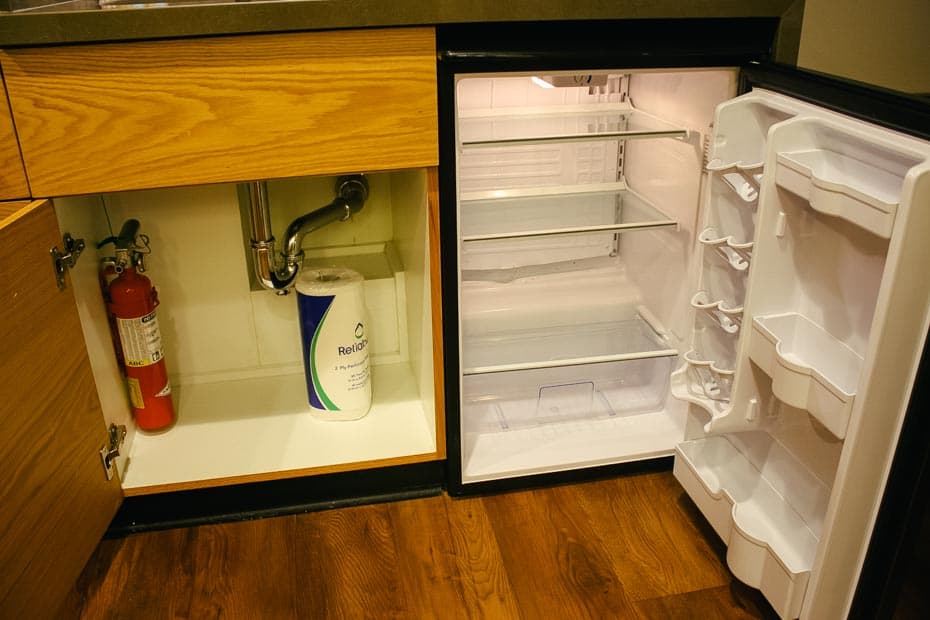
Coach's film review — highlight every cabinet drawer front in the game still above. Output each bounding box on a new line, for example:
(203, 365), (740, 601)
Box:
(0, 86), (29, 200)
(1, 28), (438, 196)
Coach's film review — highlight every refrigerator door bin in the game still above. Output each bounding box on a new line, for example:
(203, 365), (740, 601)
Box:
(674, 435), (826, 619)
(770, 118), (924, 239)
(460, 182), (676, 241)
(748, 313), (863, 439)
(458, 102), (688, 148)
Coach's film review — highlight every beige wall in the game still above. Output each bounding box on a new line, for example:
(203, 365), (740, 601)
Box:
(798, 0), (930, 93)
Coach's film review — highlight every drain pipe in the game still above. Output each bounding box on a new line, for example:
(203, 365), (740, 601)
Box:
(248, 175), (369, 293)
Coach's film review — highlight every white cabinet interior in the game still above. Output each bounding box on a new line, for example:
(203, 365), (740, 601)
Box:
(55, 169), (441, 494)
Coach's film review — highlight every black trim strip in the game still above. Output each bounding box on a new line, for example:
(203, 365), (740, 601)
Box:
(740, 63), (930, 141)
(107, 460), (445, 536)
(438, 19), (778, 74)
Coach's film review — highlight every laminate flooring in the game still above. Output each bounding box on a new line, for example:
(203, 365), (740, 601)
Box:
(64, 471), (779, 619)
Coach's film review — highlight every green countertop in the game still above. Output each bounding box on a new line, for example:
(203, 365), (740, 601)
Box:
(0, 0), (798, 47)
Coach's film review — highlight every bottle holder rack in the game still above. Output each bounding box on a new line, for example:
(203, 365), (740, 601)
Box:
(699, 227), (753, 271)
(681, 349), (735, 402)
(691, 291), (743, 334)
(707, 160), (764, 203)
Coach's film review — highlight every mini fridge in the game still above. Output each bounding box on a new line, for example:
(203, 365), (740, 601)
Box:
(437, 20), (930, 620)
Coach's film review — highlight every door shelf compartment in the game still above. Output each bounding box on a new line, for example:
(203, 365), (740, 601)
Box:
(775, 149), (901, 239)
(460, 182), (676, 242)
(674, 436), (820, 620)
(462, 356), (673, 434)
(749, 313), (862, 439)
(699, 227), (753, 271)
(458, 103), (688, 148)
(461, 316), (677, 375)
(691, 290), (743, 334)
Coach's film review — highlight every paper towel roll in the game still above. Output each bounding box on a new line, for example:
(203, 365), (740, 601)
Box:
(296, 267), (371, 420)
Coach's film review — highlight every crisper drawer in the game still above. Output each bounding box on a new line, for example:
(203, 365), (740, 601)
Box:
(461, 357), (681, 483)
(1, 28), (438, 196)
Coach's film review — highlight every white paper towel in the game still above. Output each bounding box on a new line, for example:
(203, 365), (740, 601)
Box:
(296, 267), (371, 420)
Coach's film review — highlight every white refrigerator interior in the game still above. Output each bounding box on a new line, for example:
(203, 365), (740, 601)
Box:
(452, 70), (930, 619)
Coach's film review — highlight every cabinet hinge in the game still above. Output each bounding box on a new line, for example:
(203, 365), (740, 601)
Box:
(100, 423), (127, 481)
(50, 232), (85, 291)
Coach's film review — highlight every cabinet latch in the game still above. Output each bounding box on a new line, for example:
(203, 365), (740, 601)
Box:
(50, 232), (85, 291)
(100, 423), (127, 481)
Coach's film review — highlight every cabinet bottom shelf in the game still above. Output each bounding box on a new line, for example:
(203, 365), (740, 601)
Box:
(120, 362), (437, 494)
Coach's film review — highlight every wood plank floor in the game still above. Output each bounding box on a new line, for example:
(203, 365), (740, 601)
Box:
(63, 472), (778, 619)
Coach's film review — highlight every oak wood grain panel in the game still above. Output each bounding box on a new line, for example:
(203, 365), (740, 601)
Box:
(2, 28), (438, 196)
(296, 503), (406, 618)
(0, 199), (30, 222)
(0, 200), (122, 619)
(635, 584), (780, 619)
(573, 472), (732, 600)
(482, 485), (641, 618)
(0, 93), (29, 200)
(72, 473), (780, 619)
(427, 167), (446, 459)
(444, 495), (521, 618)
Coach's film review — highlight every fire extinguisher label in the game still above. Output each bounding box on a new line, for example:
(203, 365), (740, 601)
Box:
(126, 377), (145, 409)
(116, 311), (165, 368)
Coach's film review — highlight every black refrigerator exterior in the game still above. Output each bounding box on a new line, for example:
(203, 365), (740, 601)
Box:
(437, 18), (930, 619)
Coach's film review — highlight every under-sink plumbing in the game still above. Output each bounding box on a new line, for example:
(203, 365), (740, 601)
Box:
(246, 175), (369, 294)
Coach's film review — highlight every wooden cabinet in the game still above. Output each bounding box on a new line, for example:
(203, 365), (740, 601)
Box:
(0, 86), (29, 200)
(0, 200), (122, 617)
(1, 27), (438, 195)
(0, 27), (442, 618)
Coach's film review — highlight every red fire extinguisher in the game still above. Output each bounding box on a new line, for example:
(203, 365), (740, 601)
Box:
(100, 220), (176, 431)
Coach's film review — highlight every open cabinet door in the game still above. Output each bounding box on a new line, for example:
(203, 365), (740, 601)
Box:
(0, 200), (122, 618)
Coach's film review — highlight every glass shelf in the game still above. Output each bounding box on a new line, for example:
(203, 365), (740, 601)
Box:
(462, 316), (678, 375)
(460, 183), (677, 242)
(458, 104), (689, 148)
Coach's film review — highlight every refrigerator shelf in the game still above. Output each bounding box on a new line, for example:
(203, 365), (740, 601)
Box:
(460, 183), (677, 242)
(674, 435), (823, 619)
(461, 317), (677, 376)
(775, 148), (901, 238)
(458, 103), (688, 148)
(749, 313), (863, 439)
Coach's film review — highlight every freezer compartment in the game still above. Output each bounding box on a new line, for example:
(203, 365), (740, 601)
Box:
(749, 313), (863, 438)
(674, 434), (829, 619)
(462, 357), (683, 483)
